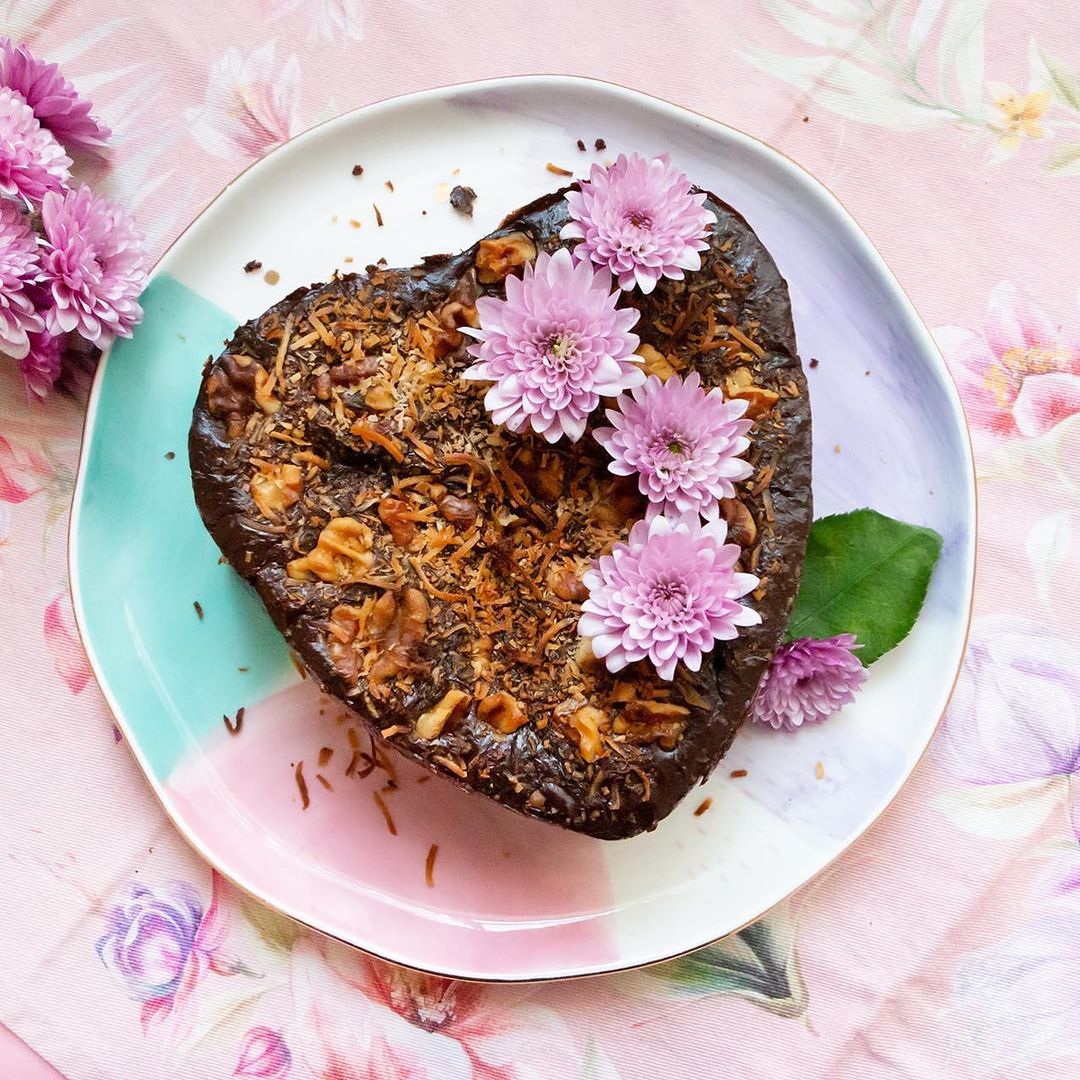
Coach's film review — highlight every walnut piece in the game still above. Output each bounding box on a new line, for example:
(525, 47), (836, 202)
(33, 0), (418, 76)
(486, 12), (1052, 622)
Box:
(378, 497), (419, 550)
(475, 232), (537, 283)
(250, 460), (303, 521)
(414, 689), (471, 740)
(253, 366), (280, 414)
(438, 493), (478, 529)
(364, 380), (396, 411)
(569, 705), (607, 762)
(636, 343), (682, 381)
(719, 497), (757, 546)
(547, 561), (587, 602)
(287, 517), (374, 582)
(326, 603), (367, 682)
(477, 691), (527, 734)
(725, 367), (779, 418)
(205, 354), (259, 437)
(367, 587), (429, 692)
(618, 699), (690, 749)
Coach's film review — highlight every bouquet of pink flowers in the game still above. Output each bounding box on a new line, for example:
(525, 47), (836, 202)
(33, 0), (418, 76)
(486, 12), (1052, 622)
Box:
(0, 36), (147, 401)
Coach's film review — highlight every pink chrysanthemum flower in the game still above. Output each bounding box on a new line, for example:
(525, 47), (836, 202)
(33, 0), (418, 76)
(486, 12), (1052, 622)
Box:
(0, 37), (111, 150)
(594, 371), (753, 520)
(462, 246), (644, 443)
(0, 198), (44, 359)
(19, 331), (63, 401)
(0, 86), (71, 205)
(38, 184), (147, 348)
(560, 153), (714, 294)
(751, 634), (867, 731)
(578, 514), (760, 681)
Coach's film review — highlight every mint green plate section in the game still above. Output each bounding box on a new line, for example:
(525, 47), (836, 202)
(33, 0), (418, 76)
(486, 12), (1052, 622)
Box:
(72, 274), (295, 778)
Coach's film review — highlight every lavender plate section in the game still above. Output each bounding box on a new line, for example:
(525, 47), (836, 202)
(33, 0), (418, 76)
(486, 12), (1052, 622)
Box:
(70, 76), (975, 980)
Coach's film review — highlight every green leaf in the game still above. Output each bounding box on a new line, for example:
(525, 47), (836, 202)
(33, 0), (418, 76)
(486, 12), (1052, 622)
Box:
(238, 894), (298, 953)
(1040, 49), (1080, 112)
(1047, 142), (1080, 175)
(786, 509), (943, 665)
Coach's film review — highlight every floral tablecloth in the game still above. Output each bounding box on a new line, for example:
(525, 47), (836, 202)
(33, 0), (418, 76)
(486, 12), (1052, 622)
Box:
(3, 1), (1080, 1077)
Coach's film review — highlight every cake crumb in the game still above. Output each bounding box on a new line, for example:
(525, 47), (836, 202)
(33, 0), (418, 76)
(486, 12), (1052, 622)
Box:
(264, 269), (280, 285)
(295, 762), (310, 808)
(385, 180), (394, 192)
(351, 164), (364, 176)
(349, 218), (361, 228)
(330, 214), (338, 223)
(425, 843), (438, 887)
(730, 768), (748, 778)
(833, 444), (842, 454)
(694, 797), (713, 816)
(815, 760), (825, 780)
(546, 162), (573, 176)
(449, 184), (477, 216)
(193, 600), (204, 620)
(164, 451), (175, 460)
(594, 138), (606, 150)
(451, 167), (460, 175)
(343, 256), (353, 263)
(243, 259), (262, 273)
(802, 115), (810, 123)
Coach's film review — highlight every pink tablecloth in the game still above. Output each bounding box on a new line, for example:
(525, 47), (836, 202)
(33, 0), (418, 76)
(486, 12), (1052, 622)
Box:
(3, 2), (1080, 1077)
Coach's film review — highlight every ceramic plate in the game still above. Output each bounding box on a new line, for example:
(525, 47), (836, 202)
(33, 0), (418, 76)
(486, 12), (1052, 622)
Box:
(70, 75), (975, 981)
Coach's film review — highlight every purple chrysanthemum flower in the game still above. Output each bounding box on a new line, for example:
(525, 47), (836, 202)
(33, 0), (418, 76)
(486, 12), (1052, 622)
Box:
(0, 37), (111, 150)
(0, 86), (71, 205)
(462, 246), (644, 443)
(0, 198), (44, 359)
(560, 153), (714, 294)
(38, 184), (147, 348)
(594, 371), (754, 520)
(19, 331), (63, 401)
(751, 634), (867, 731)
(578, 514), (760, 681)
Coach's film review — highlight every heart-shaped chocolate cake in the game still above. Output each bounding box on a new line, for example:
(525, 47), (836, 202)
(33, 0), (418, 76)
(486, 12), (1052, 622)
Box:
(189, 172), (812, 840)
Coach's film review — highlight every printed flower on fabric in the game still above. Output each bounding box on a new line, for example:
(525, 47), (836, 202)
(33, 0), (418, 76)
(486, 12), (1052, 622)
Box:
(38, 184), (147, 348)
(463, 246), (643, 442)
(0, 433), (51, 504)
(990, 84), (1050, 152)
(292, 935), (576, 1080)
(0, 197), (44, 360)
(939, 282), (1080, 439)
(751, 634), (866, 731)
(235, 1026), (292, 1077)
(579, 514), (759, 681)
(262, 0), (365, 42)
(187, 43), (300, 159)
(0, 85), (70, 205)
(0, 36), (111, 149)
(934, 615), (1080, 785)
(561, 152), (713, 293)
(44, 591), (91, 695)
(594, 371), (753, 519)
(96, 875), (247, 1033)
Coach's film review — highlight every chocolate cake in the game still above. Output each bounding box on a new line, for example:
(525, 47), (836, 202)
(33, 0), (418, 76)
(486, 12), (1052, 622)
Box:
(189, 185), (812, 840)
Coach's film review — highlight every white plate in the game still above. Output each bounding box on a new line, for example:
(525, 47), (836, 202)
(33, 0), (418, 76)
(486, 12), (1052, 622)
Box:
(71, 75), (975, 981)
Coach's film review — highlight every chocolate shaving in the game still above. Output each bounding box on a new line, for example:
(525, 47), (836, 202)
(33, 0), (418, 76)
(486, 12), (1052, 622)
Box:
(318, 746), (333, 768)
(425, 843), (438, 887)
(295, 761), (310, 808)
(193, 600), (204, 620)
(373, 790), (397, 835)
(576, 139), (586, 151)
(352, 164), (364, 176)
(164, 451), (175, 460)
(594, 138), (606, 150)
(316, 773), (333, 791)
(243, 259), (262, 273)
(223, 707), (244, 735)
(373, 203), (384, 227)
(385, 180), (394, 192)
(694, 797), (713, 816)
